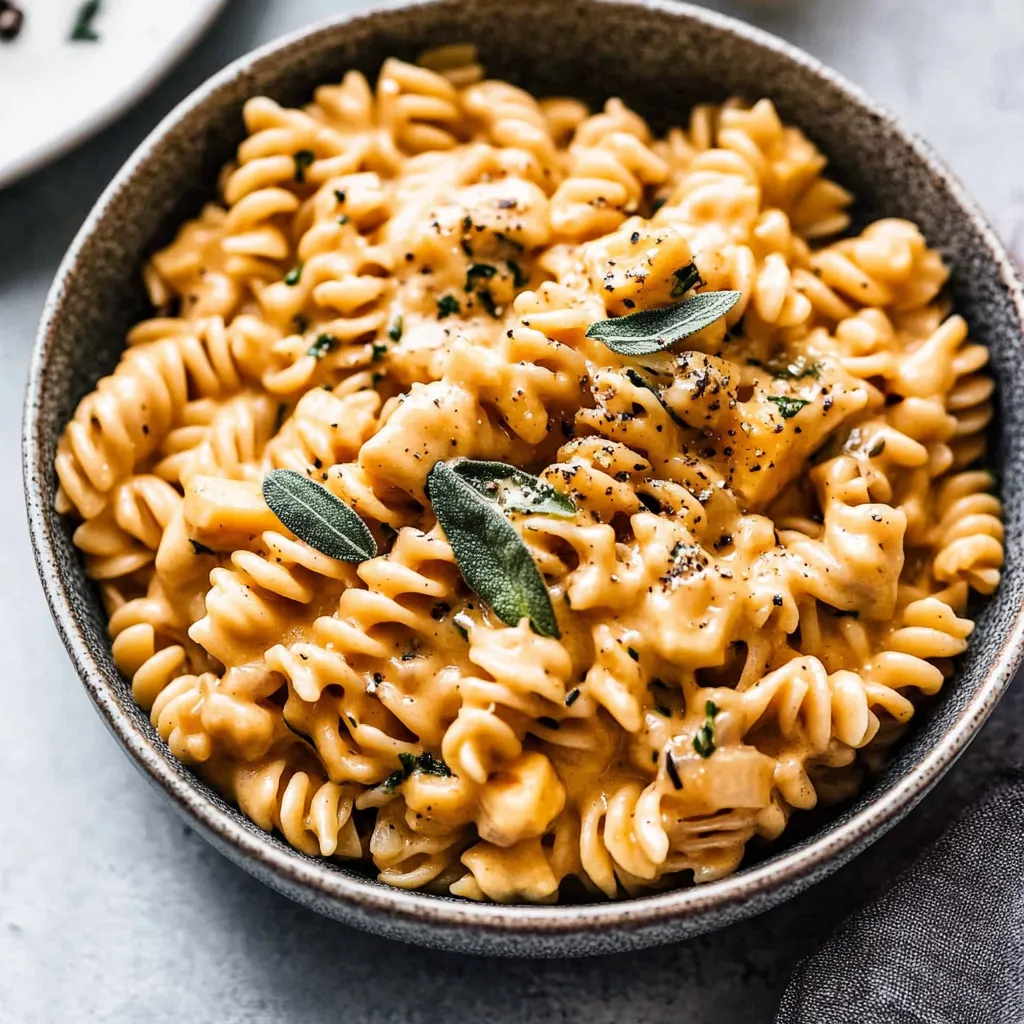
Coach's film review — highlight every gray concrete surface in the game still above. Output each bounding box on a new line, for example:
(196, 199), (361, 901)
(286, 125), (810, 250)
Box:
(1, 1), (1022, 1021)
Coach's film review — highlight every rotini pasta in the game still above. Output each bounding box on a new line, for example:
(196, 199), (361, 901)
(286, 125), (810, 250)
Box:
(56, 48), (1002, 904)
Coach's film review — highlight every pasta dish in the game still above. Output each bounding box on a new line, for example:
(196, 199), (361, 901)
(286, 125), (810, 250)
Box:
(54, 46), (1003, 902)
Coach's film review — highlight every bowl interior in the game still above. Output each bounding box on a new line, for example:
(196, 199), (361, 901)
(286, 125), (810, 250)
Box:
(24, 0), (1024, 955)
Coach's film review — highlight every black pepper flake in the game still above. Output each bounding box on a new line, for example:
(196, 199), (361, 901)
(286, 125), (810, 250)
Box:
(292, 149), (315, 183)
(665, 754), (683, 790)
(565, 688), (581, 707)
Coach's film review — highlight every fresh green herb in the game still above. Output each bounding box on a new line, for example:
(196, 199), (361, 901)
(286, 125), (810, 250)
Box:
(868, 439), (886, 458)
(307, 333), (339, 360)
(693, 700), (720, 759)
(292, 149), (315, 183)
(337, 214), (350, 226)
(371, 342), (388, 362)
(262, 469), (377, 562)
(537, 716), (560, 730)
(465, 263), (497, 292)
(448, 459), (575, 518)
(585, 291), (742, 356)
(415, 751), (452, 777)
(284, 262), (304, 286)
(476, 290), (499, 318)
(508, 260), (528, 288)
(747, 358), (822, 380)
(189, 540), (215, 556)
(426, 461), (561, 638)
(333, 189), (346, 204)
(627, 646), (639, 661)
(623, 368), (687, 428)
(651, 196), (667, 214)
(387, 315), (403, 342)
(767, 395), (810, 419)
(565, 687), (581, 707)
(665, 753), (683, 789)
(771, 360), (821, 380)
(670, 263), (703, 298)
(383, 750), (452, 792)
(69, 0), (101, 41)
(436, 294), (461, 319)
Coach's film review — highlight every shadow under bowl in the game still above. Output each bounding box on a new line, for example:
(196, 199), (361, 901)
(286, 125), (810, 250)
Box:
(22, 0), (1024, 956)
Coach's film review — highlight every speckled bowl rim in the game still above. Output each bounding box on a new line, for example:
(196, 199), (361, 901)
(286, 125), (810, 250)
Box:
(23, 0), (1024, 949)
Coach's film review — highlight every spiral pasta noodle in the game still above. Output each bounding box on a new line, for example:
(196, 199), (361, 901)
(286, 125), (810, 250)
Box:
(55, 48), (1002, 902)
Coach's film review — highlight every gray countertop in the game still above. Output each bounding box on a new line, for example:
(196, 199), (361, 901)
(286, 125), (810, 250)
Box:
(2, 1), (1022, 1020)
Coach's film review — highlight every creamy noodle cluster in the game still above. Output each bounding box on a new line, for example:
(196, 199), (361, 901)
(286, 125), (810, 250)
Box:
(55, 47), (1003, 902)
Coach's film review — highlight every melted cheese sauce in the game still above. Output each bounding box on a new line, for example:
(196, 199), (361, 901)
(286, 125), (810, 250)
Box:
(56, 48), (1002, 902)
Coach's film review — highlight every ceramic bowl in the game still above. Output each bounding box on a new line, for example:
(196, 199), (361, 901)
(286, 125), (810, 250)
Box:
(23, 0), (1024, 957)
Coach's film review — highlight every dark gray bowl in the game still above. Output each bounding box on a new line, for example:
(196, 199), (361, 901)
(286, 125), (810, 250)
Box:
(22, 0), (1024, 957)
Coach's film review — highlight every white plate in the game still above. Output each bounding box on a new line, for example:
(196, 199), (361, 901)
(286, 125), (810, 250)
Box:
(0, 0), (229, 188)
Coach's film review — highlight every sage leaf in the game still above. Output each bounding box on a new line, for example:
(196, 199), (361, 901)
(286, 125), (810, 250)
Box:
(450, 459), (575, 518)
(262, 469), (377, 562)
(426, 461), (561, 637)
(767, 395), (810, 419)
(585, 290), (742, 356)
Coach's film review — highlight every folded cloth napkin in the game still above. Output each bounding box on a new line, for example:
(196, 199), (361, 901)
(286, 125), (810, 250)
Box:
(775, 773), (1024, 1022)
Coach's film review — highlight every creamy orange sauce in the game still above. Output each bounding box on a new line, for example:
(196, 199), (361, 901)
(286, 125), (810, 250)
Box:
(56, 48), (1001, 902)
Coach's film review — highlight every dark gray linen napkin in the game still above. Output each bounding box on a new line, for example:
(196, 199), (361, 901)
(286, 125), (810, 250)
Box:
(776, 773), (1024, 1022)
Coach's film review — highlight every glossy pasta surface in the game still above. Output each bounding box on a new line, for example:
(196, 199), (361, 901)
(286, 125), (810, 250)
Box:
(55, 48), (1003, 902)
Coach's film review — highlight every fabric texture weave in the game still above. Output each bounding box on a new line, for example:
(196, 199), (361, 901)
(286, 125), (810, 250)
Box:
(776, 773), (1024, 1022)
